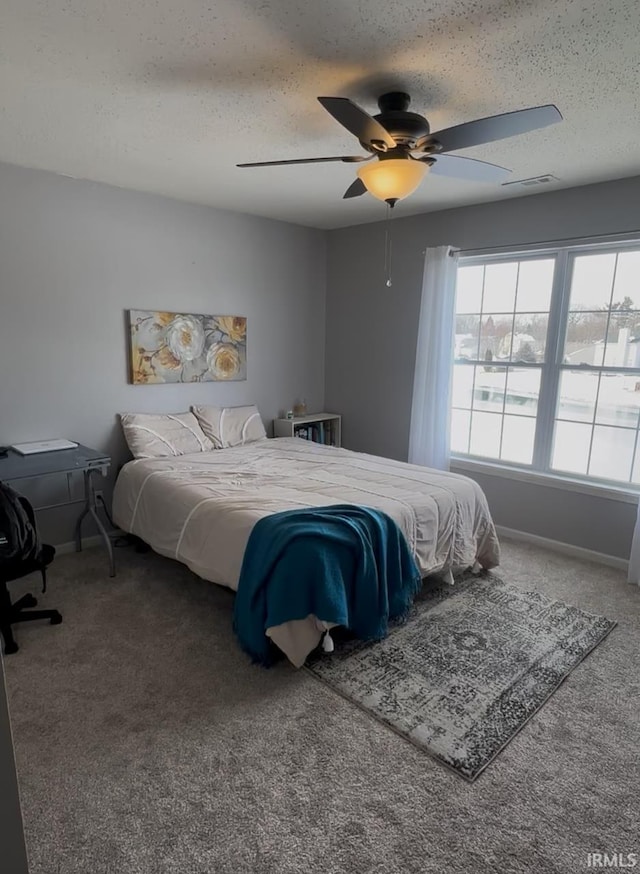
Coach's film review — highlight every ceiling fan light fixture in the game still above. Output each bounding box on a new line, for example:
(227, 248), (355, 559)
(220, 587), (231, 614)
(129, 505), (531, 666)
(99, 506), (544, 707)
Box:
(356, 158), (428, 202)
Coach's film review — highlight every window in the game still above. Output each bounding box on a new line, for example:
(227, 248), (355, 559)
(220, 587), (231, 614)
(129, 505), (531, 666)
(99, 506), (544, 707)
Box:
(452, 241), (640, 488)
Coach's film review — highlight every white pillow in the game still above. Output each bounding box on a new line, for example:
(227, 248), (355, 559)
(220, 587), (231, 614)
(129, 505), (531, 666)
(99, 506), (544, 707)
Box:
(191, 404), (267, 448)
(120, 412), (214, 459)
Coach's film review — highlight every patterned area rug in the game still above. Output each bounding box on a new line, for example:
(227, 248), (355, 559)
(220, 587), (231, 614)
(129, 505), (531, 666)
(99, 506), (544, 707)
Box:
(307, 573), (616, 781)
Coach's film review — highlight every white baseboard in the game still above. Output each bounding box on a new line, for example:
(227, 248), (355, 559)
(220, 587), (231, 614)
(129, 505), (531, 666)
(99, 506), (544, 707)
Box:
(54, 535), (105, 555)
(495, 525), (629, 572)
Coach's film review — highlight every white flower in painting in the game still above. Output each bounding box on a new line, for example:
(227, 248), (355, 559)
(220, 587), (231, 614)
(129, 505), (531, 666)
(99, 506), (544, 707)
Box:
(206, 342), (241, 380)
(166, 315), (205, 363)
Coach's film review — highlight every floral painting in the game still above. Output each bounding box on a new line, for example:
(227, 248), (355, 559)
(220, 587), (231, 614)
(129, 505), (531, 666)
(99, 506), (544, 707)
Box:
(128, 310), (247, 384)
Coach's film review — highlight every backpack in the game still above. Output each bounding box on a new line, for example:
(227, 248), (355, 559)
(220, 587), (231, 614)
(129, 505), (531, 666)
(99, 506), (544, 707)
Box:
(0, 481), (41, 567)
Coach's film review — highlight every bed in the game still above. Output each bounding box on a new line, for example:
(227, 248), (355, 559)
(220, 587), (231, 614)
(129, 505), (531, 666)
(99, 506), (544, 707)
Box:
(112, 437), (500, 665)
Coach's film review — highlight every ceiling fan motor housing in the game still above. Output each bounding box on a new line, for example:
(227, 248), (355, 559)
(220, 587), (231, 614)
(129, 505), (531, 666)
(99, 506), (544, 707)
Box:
(366, 91), (431, 151)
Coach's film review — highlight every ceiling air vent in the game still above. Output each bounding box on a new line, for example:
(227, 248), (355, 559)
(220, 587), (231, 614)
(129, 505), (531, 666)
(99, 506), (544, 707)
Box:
(502, 174), (559, 188)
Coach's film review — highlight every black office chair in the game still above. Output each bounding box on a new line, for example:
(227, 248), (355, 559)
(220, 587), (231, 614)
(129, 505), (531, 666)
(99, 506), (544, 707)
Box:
(0, 496), (62, 655)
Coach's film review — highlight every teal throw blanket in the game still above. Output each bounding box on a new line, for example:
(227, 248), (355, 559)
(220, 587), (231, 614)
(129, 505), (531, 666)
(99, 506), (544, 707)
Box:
(233, 504), (421, 665)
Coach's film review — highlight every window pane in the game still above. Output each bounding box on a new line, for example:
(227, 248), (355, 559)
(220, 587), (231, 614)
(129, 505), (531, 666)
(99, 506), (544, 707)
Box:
(469, 411), (502, 459)
(595, 372), (640, 427)
(557, 370), (598, 423)
(505, 368), (540, 416)
(515, 259), (555, 312)
(473, 367), (507, 413)
(451, 409), (471, 454)
(569, 253), (617, 310)
(456, 265), (484, 313)
(551, 421), (592, 475)
(455, 315), (480, 360)
(500, 416), (535, 464)
(511, 314), (548, 362)
(482, 262), (518, 313)
(612, 250), (640, 305)
(452, 364), (475, 408)
(604, 313), (640, 368)
(480, 314), (513, 361)
(589, 426), (635, 482)
(564, 310), (608, 366)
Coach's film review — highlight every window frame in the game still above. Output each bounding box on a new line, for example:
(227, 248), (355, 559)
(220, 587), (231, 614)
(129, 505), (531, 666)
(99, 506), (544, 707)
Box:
(452, 234), (640, 494)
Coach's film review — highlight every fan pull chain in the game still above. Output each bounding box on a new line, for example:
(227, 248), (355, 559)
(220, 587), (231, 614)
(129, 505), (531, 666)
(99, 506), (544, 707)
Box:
(384, 202), (394, 287)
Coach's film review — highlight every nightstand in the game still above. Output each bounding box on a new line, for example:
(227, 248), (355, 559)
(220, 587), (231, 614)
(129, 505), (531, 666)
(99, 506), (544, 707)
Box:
(273, 413), (341, 447)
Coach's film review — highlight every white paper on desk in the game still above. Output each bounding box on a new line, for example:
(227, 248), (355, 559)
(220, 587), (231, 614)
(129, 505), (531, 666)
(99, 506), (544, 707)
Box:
(10, 439), (79, 455)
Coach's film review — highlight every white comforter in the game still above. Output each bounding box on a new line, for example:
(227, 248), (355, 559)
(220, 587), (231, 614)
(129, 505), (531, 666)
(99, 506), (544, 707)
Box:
(113, 438), (500, 663)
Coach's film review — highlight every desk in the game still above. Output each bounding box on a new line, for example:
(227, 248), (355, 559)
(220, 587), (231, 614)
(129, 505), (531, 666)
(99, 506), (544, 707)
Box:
(0, 445), (115, 577)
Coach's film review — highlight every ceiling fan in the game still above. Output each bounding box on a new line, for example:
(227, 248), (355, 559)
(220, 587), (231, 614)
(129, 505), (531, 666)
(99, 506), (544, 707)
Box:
(237, 92), (563, 206)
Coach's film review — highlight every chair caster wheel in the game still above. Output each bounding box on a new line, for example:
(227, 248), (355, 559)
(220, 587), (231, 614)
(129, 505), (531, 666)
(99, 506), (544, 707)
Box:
(4, 640), (19, 655)
(50, 612), (63, 625)
(24, 594), (38, 608)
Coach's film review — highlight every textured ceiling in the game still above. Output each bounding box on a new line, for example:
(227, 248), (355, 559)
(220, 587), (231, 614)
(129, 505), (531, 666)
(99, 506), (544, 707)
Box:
(0, 0), (638, 228)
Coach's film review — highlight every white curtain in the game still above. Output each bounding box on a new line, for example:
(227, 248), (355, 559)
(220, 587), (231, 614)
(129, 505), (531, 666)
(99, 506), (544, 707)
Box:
(628, 503), (640, 584)
(408, 245), (459, 470)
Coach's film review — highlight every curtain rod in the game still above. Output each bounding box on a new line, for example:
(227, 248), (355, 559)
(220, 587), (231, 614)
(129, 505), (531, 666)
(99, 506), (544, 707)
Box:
(448, 229), (640, 257)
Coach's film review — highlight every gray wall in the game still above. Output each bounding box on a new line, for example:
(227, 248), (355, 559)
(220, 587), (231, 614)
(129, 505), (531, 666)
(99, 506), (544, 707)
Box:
(0, 162), (326, 544)
(0, 656), (29, 874)
(326, 176), (640, 559)
(1, 160), (638, 557)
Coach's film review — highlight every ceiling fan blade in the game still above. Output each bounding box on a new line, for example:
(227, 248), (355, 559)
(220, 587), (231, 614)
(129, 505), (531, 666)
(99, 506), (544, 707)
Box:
(237, 155), (371, 168)
(426, 105), (563, 153)
(318, 97), (396, 150)
(429, 154), (512, 183)
(343, 178), (367, 199)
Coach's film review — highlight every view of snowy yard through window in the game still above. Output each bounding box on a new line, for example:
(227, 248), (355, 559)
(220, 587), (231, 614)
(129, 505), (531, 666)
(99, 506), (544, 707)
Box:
(452, 247), (640, 485)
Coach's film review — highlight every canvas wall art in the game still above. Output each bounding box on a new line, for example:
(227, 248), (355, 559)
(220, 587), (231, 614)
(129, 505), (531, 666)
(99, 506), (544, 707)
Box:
(128, 310), (247, 384)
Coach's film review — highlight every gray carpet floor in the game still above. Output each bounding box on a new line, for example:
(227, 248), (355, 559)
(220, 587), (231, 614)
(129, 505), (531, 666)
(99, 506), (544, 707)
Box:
(4, 539), (640, 874)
